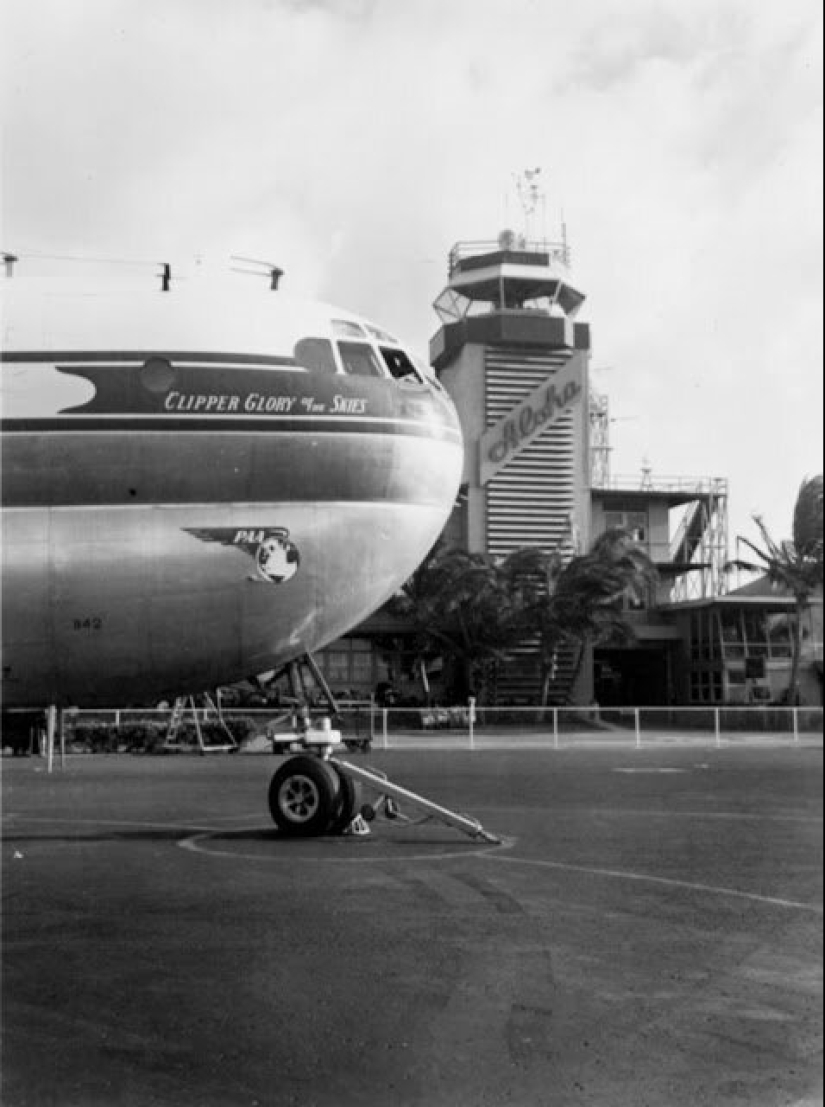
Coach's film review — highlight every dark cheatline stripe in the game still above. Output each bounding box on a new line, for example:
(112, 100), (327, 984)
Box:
(0, 415), (462, 442)
(1, 423), (458, 508)
(1, 350), (298, 367)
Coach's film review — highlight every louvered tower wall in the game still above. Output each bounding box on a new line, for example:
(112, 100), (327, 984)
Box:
(484, 346), (581, 701)
(485, 347), (577, 556)
(430, 239), (591, 704)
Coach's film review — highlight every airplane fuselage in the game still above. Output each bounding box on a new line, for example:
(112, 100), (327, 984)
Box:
(1, 280), (462, 707)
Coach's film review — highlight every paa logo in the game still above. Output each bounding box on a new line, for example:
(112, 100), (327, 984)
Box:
(185, 527), (300, 585)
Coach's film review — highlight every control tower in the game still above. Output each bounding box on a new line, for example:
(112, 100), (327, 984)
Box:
(430, 232), (591, 559)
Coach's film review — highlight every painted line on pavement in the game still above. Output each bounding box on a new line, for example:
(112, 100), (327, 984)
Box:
(482, 853), (823, 913)
(3, 813), (242, 832)
(467, 805), (823, 824)
(178, 828), (515, 865)
(3, 811), (513, 862)
(7, 813), (819, 911)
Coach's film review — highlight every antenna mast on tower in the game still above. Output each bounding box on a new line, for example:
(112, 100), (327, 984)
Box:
(514, 168), (544, 243)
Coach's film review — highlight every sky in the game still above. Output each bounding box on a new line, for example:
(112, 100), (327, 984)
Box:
(2, 0), (822, 547)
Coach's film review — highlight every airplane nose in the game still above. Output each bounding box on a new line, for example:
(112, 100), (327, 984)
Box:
(441, 385), (460, 424)
(430, 378), (462, 434)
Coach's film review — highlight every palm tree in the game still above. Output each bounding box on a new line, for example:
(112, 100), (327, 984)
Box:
(536, 527), (659, 706)
(727, 475), (824, 704)
(390, 542), (549, 702)
(392, 531), (656, 706)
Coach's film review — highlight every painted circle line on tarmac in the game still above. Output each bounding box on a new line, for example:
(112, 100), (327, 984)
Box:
(9, 813), (820, 912)
(178, 826), (516, 865)
(612, 767), (688, 774)
(5, 812), (516, 864)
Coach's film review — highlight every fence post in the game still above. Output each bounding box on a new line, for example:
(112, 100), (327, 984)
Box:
(369, 695), (376, 743)
(792, 707), (799, 743)
(115, 709), (121, 728)
(468, 696), (476, 751)
(553, 707), (559, 750)
(382, 708), (388, 750)
(46, 704), (57, 774)
(634, 708), (641, 750)
(714, 708), (721, 749)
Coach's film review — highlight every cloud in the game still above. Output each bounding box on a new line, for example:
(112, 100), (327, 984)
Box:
(2, 0), (821, 538)
(565, 7), (709, 91)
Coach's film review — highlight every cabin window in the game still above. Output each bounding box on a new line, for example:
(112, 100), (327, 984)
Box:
(379, 346), (423, 382)
(293, 337), (338, 375)
(337, 341), (385, 378)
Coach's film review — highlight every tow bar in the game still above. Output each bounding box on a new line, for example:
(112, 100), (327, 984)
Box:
(330, 756), (501, 845)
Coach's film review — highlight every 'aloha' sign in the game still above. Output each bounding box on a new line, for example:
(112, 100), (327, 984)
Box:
(479, 351), (585, 485)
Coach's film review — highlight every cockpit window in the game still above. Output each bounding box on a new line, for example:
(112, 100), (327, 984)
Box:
(337, 341), (385, 377)
(412, 352), (446, 391)
(379, 346), (424, 382)
(332, 319), (366, 338)
(294, 337), (339, 375)
(366, 323), (399, 344)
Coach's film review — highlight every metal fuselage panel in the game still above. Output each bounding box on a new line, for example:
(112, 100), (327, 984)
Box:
(1, 289), (462, 706)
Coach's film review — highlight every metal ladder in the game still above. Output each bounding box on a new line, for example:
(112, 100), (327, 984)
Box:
(163, 693), (238, 754)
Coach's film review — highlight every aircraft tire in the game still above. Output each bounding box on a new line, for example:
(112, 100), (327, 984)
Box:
(268, 755), (341, 837)
(327, 767), (364, 835)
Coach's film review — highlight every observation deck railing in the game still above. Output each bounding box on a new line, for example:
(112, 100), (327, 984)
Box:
(448, 238), (571, 277)
(591, 474), (728, 495)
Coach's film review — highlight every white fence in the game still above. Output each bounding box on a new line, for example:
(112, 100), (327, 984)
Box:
(13, 702), (822, 754)
(364, 704), (823, 750)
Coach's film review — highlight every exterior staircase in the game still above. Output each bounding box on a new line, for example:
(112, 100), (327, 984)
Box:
(490, 637), (579, 705)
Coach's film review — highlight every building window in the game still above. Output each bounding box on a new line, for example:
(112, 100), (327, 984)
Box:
(604, 510), (648, 543)
(690, 610), (718, 661)
(316, 638), (375, 695)
(718, 609), (746, 659)
(766, 614), (793, 658)
(689, 668), (723, 704)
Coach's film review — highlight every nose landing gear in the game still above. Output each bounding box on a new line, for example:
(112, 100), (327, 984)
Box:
(267, 753), (365, 838)
(265, 653), (500, 845)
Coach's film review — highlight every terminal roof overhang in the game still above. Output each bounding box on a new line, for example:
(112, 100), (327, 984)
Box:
(655, 560), (712, 575)
(658, 595), (799, 613)
(591, 487), (710, 508)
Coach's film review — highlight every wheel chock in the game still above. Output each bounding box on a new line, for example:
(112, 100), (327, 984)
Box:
(343, 814), (371, 837)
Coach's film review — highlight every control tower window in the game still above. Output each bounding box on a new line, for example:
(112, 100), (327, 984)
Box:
(294, 337), (338, 375)
(379, 346), (423, 382)
(337, 341), (385, 377)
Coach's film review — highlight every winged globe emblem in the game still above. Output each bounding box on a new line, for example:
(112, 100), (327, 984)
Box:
(184, 527), (300, 584)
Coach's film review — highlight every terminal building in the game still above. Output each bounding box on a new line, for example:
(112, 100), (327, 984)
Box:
(315, 235), (822, 708)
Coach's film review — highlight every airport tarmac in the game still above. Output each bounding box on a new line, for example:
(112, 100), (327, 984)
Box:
(2, 744), (822, 1107)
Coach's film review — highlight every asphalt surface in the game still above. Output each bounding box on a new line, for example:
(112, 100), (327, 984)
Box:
(2, 744), (822, 1107)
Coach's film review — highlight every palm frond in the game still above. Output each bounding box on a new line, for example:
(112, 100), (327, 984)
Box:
(793, 475), (824, 559)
